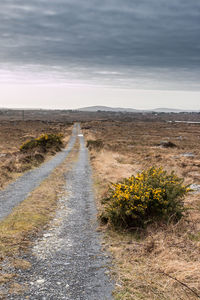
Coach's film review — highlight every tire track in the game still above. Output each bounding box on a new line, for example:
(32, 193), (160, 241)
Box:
(10, 128), (114, 299)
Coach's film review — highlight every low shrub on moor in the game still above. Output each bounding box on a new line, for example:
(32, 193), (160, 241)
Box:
(86, 139), (103, 150)
(20, 133), (63, 153)
(103, 167), (190, 228)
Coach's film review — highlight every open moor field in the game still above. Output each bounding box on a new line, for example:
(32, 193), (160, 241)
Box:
(83, 119), (200, 299)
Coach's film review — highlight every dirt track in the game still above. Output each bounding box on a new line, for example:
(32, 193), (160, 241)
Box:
(7, 127), (113, 299)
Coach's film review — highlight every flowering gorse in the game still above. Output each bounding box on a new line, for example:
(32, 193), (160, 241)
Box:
(103, 167), (190, 228)
(20, 133), (63, 152)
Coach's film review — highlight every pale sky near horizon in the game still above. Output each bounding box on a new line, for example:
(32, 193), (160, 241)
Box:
(0, 0), (200, 110)
(1, 84), (200, 111)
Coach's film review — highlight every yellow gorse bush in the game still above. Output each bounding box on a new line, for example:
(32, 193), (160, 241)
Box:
(20, 133), (63, 152)
(103, 167), (190, 228)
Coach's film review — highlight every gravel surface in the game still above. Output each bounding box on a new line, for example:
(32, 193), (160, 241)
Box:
(0, 125), (77, 221)
(9, 131), (114, 299)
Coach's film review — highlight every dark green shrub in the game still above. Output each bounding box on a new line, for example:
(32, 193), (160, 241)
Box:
(102, 167), (190, 228)
(86, 139), (103, 150)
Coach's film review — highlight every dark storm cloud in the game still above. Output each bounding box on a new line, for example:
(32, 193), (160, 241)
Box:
(0, 0), (200, 88)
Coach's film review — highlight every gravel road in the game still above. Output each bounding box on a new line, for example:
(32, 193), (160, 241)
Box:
(0, 124), (77, 221)
(8, 130), (114, 299)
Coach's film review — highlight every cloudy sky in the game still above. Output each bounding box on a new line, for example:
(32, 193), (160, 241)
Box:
(0, 0), (200, 109)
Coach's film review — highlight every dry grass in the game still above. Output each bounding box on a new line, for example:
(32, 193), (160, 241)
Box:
(83, 120), (200, 299)
(106, 217), (200, 299)
(0, 138), (79, 296)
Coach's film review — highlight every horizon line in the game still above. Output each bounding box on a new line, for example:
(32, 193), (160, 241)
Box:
(0, 105), (199, 112)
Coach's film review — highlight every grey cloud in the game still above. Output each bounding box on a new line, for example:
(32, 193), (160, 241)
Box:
(0, 0), (200, 89)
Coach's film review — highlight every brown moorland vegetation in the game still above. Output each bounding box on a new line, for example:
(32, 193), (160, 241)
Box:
(83, 119), (200, 299)
(0, 120), (72, 189)
(1, 110), (200, 298)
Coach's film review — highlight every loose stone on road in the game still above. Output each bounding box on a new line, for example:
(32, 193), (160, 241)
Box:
(9, 126), (114, 299)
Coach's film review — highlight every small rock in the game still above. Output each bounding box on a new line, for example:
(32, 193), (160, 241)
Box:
(43, 233), (52, 238)
(182, 152), (195, 157)
(158, 141), (177, 148)
(190, 184), (200, 192)
(36, 279), (45, 284)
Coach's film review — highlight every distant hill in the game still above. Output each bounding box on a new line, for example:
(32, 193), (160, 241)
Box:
(152, 108), (188, 113)
(76, 106), (199, 113)
(76, 106), (141, 112)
